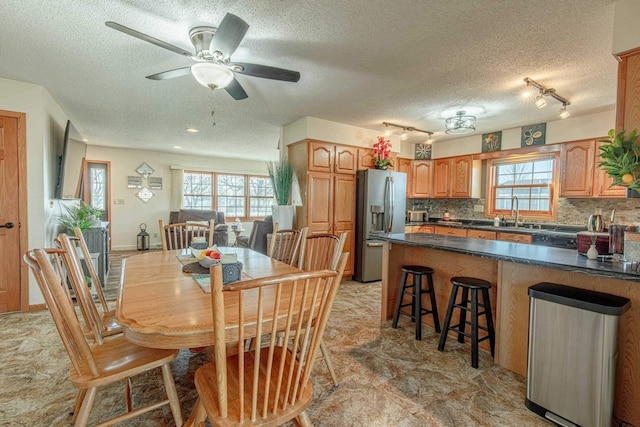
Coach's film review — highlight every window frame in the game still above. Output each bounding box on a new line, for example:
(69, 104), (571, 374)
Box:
(182, 170), (273, 221)
(486, 152), (560, 220)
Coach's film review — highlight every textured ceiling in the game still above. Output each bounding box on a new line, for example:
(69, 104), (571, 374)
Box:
(0, 0), (618, 160)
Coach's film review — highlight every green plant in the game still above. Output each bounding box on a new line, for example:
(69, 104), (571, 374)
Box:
(267, 159), (295, 205)
(598, 129), (640, 191)
(57, 202), (103, 232)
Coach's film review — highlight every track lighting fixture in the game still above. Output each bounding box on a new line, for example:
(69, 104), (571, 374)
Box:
(523, 77), (571, 116)
(382, 121), (434, 141)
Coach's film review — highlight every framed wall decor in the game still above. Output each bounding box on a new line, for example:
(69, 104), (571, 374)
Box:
(521, 123), (546, 147)
(415, 143), (432, 160)
(136, 187), (154, 203)
(136, 162), (155, 178)
(127, 175), (143, 189)
(148, 177), (163, 190)
(482, 131), (502, 152)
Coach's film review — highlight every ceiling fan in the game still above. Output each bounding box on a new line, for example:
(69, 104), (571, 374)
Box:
(105, 13), (300, 100)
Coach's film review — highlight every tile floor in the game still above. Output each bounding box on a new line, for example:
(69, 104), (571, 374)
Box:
(0, 251), (551, 426)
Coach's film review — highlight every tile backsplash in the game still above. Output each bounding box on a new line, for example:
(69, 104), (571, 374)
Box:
(409, 197), (640, 226)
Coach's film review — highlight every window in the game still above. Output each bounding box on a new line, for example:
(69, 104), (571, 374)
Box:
(488, 153), (558, 218)
(183, 171), (273, 220)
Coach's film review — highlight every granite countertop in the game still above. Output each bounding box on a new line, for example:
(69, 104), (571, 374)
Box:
(405, 218), (584, 238)
(378, 232), (640, 282)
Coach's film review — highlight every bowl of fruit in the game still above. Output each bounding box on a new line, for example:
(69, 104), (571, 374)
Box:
(198, 249), (221, 268)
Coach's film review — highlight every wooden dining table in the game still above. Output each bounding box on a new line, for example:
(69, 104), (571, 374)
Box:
(116, 247), (301, 349)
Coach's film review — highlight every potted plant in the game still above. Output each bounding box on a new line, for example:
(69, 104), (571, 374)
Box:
(373, 136), (392, 170)
(267, 159), (295, 229)
(598, 129), (640, 195)
(57, 201), (103, 233)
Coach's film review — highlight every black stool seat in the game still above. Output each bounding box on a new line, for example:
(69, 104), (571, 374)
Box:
(450, 276), (490, 289)
(438, 276), (495, 368)
(392, 265), (440, 340)
(402, 265), (434, 275)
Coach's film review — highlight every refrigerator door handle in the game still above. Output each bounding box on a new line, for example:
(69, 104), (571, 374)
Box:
(384, 176), (394, 233)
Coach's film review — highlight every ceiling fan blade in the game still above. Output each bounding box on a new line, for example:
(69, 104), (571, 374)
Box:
(225, 78), (248, 100)
(231, 63), (300, 82)
(105, 21), (194, 58)
(210, 13), (249, 58)
(146, 67), (192, 81)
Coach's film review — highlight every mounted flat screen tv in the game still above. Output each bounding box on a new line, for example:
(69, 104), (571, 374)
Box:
(55, 120), (87, 199)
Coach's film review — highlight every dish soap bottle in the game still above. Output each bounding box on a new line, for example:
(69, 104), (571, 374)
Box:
(494, 215), (500, 227)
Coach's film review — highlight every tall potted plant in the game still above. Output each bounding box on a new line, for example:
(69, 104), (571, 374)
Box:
(57, 201), (103, 233)
(267, 159), (295, 229)
(598, 128), (640, 196)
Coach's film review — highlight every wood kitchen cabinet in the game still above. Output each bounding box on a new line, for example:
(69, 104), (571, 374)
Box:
(434, 226), (468, 237)
(433, 155), (480, 198)
(560, 139), (626, 198)
(308, 140), (357, 175)
(616, 47), (640, 134)
(411, 160), (433, 198)
(396, 158), (412, 197)
(468, 229), (496, 240)
(357, 148), (376, 170)
(289, 139), (356, 275)
(497, 232), (532, 244)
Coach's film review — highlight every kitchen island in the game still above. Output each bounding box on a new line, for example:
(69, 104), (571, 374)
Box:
(379, 232), (639, 426)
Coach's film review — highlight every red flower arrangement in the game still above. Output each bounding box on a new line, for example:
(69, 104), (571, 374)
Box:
(373, 136), (392, 169)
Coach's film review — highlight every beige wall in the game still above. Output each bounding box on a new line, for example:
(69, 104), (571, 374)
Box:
(0, 77), (69, 305)
(613, 0), (640, 54)
(85, 145), (268, 250)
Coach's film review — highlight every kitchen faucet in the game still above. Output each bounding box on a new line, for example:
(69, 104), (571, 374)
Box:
(510, 195), (519, 227)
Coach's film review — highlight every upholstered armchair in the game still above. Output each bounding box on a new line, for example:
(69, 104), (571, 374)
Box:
(235, 215), (273, 254)
(168, 209), (228, 247)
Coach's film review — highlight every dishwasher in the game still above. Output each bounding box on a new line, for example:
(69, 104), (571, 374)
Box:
(526, 283), (630, 427)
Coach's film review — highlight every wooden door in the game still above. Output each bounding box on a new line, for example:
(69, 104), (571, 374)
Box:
(0, 114), (22, 312)
(433, 159), (451, 198)
(560, 140), (595, 197)
(334, 145), (357, 174)
(308, 141), (333, 173)
(333, 174), (356, 274)
(396, 158), (412, 197)
(306, 172), (333, 234)
(357, 148), (375, 170)
(411, 160), (433, 198)
(451, 156), (472, 197)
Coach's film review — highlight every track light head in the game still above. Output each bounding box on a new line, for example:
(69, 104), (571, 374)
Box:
(559, 104), (570, 119)
(535, 94), (547, 109)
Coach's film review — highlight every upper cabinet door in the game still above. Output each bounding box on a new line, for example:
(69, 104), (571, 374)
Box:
(308, 141), (333, 173)
(451, 156), (472, 198)
(334, 145), (357, 174)
(411, 160), (433, 198)
(396, 158), (412, 197)
(357, 148), (376, 170)
(433, 159), (451, 198)
(560, 140), (595, 197)
(617, 49), (640, 133)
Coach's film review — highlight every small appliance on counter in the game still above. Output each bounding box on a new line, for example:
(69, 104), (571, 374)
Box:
(407, 210), (428, 222)
(576, 231), (609, 256)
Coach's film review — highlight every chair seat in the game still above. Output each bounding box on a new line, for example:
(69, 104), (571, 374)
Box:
(451, 276), (491, 289)
(194, 347), (313, 426)
(401, 265), (434, 275)
(70, 334), (178, 388)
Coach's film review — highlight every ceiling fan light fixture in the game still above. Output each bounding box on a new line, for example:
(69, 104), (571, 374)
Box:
(445, 111), (476, 135)
(191, 63), (234, 90)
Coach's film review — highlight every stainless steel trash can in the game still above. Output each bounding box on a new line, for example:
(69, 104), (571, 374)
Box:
(526, 283), (630, 427)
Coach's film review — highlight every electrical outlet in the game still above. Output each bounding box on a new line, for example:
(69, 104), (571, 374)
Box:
(473, 204), (484, 212)
(154, 233), (158, 238)
(114, 199), (125, 204)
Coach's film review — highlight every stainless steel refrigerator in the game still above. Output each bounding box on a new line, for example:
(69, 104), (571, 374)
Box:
(354, 169), (407, 282)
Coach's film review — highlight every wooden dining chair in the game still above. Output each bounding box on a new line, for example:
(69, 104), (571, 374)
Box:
(56, 232), (122, 344)
(297, 231), (349, 387)
(24, 248), (183, 427)
(71, 227), (110, 313)
(159, 218), (214, 251)
(185, 253), (349, 427)
(267, 223), (308, 266)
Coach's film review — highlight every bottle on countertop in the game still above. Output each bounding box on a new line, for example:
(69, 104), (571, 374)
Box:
(500, 216), (507, 227)
(494, 215), (500, 227)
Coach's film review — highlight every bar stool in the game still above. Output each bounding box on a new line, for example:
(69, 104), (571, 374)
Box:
(392, 265), (441, 340)
(437, 276), (495, 368)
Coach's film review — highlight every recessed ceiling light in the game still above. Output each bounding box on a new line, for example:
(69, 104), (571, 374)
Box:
(186, 128), (199, 133)
(173, 146), (182, 149)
